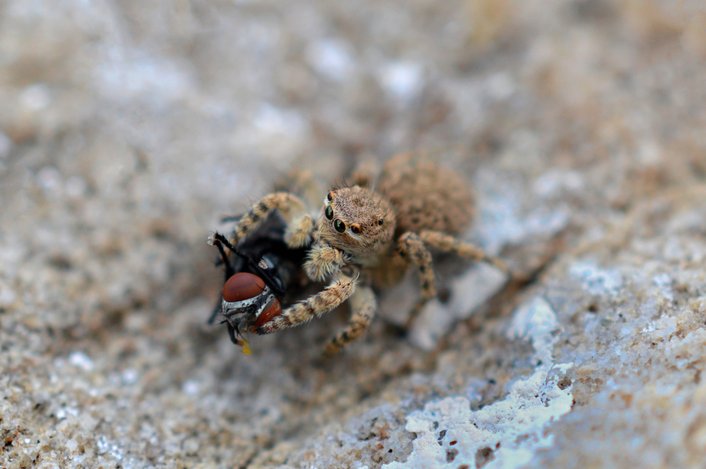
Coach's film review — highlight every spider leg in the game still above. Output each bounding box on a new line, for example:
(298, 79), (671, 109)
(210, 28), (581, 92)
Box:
(323, 286), (376, 356)
(284, 214), (314, 248)
(256, 271), (358, 334)
(396, 229), (510, 328)
(274, 168), (325, 208)
(230, 192), (312, 247)
(395, 232), (437, 326)
(304, 243), (348, 281)
(418, 230), (509, 274)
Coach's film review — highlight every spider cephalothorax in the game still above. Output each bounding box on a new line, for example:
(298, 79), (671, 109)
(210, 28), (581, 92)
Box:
(314, 187), (396, 267)
(220, 154), (508, 355)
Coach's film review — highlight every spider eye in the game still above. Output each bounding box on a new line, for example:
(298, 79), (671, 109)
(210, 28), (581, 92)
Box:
(327, 191), (334, 201)
(325, 205), (334, 220)
(350, 224), (362, 234)
(334, 219), (346, 233)
(377, 219), (384, 226)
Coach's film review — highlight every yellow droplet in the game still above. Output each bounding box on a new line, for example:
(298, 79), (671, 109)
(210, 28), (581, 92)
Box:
(241, 338), (252, 356)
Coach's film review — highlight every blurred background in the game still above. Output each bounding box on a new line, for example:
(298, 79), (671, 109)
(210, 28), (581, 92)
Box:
(2, 0), (706, 467)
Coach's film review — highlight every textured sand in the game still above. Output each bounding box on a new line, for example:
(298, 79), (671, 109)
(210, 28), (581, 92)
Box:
(2, 1), (706, 467)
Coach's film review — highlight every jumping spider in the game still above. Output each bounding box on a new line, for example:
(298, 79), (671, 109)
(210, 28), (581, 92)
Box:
(225, 154), (508, 355)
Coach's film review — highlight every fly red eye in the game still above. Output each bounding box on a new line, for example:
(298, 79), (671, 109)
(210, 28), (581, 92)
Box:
(223, 272), (266, 302)
(253, 298), (282, 329)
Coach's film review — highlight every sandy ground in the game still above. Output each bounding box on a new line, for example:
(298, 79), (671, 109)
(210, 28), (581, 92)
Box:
(2, 0), (706, 467)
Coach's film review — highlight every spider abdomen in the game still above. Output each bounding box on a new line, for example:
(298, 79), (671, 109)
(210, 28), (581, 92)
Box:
(377, 154), (474, 235)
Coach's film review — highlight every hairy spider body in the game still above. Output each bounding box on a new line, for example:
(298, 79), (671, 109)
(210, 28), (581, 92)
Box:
(227, 154), (507, 355)
(378, 153), (475, 235)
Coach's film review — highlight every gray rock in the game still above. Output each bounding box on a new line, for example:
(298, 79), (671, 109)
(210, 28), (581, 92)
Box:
(2, 1), (706, 468)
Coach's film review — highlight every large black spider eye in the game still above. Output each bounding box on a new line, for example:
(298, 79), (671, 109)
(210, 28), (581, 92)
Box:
(325, 205), (334, 220)
(334, 219), (346, 233)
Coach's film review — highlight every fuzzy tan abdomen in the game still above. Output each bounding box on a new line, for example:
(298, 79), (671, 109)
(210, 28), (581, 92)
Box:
(377, 154), (474, 235)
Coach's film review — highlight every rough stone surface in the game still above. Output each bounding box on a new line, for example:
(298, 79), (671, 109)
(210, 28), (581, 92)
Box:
(2, 0), (706, 468)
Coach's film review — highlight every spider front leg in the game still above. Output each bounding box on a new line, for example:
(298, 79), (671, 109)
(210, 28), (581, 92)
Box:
(304, 243), (349, 281)
(256, 271), (358, 334)
(230, 192), (314, 248)
(274, 168), (325, 208)
(395, 232), (437, 326)
(324, 286), (376, 356)
(285, 214), (314, 248)
(418, 230), (509, 274)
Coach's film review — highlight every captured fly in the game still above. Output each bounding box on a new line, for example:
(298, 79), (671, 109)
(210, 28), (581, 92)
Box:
(208, 213), (309, 354)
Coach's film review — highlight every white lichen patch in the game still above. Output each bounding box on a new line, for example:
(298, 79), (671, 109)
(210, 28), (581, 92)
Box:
(651, 273), (675, 302)
(473, 169), (571, 255)
(67, 351), (94, 372)
(307, 38), (353, 81)
(380, 62), (424, 102)
(410, 263), (508, 350)
(385, 297), (573, 469)
(569, 259), (624, 297)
